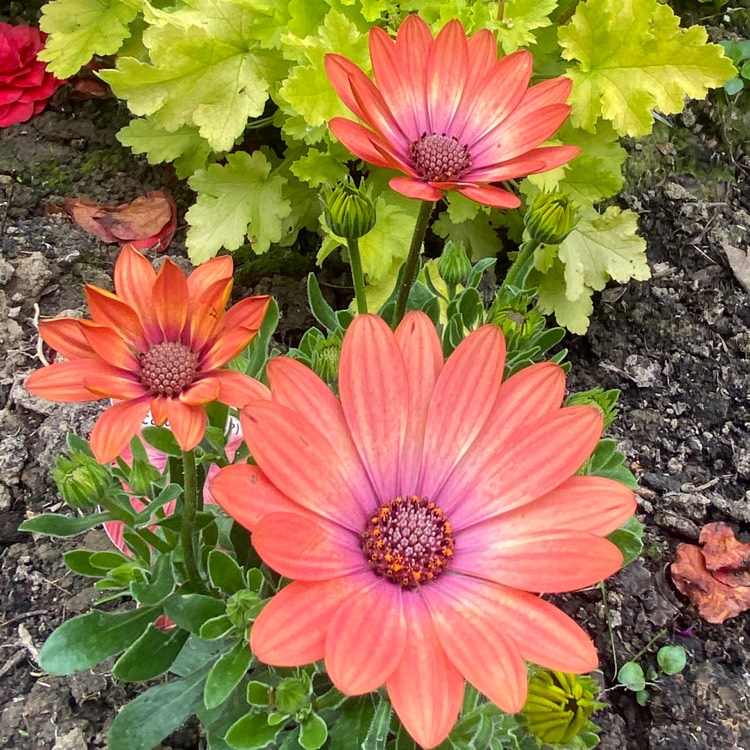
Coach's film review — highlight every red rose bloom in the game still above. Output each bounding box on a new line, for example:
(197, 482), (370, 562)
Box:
(0, 23), (65, 128)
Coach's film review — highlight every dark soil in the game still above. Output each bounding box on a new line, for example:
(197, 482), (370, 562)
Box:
(2, 8), (750, 750)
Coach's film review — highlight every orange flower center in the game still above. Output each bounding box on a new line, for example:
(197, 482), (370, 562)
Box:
(361, 495), (454, 590)
(139, 342), (199, 397)
(408, 133), (472, 183)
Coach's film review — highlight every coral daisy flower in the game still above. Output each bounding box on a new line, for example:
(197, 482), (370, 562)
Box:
(210, 313), (635, 748)
(325, 15), (579, 208)
(25, 244), (270, 464)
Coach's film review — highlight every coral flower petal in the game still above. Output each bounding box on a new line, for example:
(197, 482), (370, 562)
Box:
(195, 369), (270, 409)
(456, 50), (532, 144)
(386, 593), (464, 749)
(456, 184), (521, 209)
(113, 244), (159, 340)
(151, 396), (169, 425)
(268, 357), (375, 512)
(221, 295), (270, 334)
(426, 20), (469, 135)
(339, 314), (409, 504)
(209, 463), (308, 531)
(90, 396), (152, 464)
(436, 575), (599, 673)
(467, 476), (637, 540)
(188, 277), (233, 351)
(466, 28), (498, 82)
(85, 285), (148, 351)
(241, 401), (368, 530)
(437, 361), (565, 512)
(79, 321), (141, 371)
(25, 360), (112, 402)
(448, 405), (603, 528)
(519, 76), (574, 110)
(393, 15), (432, 133)
(325, 578), (406, 695)
(166, 398), (207, 452)
(470, 145), (581, 180)
(251, 577), (361, 666)
(451, 531), (624, 593)
(419, 325), (505, 499)
(83, 369), (147, 400)
(200, 325), (262, 371)
(394, 312), (443, 492)
(423, 580), (528, 714)
(186, 255), (233, 300)
(252, 512), (365, 581)
(38, 318), (97, 360)
(179, 377), (221, 406)
(329, 118), (405, 171)
(153, 260), (189, 342)
(389, 177), (443, 202)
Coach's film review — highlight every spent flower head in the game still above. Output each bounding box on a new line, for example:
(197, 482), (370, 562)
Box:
(325, 15), (579, 208)
(211, 313), (635, 748)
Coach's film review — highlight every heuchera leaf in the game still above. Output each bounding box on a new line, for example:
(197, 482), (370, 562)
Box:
(39, 0), (138, 78)
(536, 257), (595, 335)
(186, 151), (291, 262)
(559, 0), (737, 136)
(100, 0), (275, 152)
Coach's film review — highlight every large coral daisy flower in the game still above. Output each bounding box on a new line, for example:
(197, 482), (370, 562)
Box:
(210, 313), (635, 748)
(325, 15), (579, 208)
(26, 244), (269, 463)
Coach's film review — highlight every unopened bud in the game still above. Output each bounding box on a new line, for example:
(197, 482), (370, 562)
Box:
(566, 387), (620, 429)
(311, 337), (341, 385)
(523, 670), (601, 746)
(525, 192), (578, 245)
(275, 677), (310, 716)
(52, 453), (114, 509)
(437, 241), (472, 287)
(324, 179), (376, 240)
(127, 457), (161, 497)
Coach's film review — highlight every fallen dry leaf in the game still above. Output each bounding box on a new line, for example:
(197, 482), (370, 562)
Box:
(671, 523), (750, 624)
(700, 521), (750, 587)
(56, 190), (176, 252)
(723, 241), (750, 295)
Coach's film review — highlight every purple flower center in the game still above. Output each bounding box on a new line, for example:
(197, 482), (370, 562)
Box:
(361, 495), (454, 589)
(409, 133), (472, 183)
(140, 342), (199, 397)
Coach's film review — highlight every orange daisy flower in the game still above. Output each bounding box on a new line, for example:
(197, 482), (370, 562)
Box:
(210, 313), (635, 748)
(325, 15), (579, 208)
(26, 244), (270, 463)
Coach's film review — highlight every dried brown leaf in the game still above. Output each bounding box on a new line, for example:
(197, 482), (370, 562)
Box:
(700, 521), (750, 587)
(723, 241), (750, 294)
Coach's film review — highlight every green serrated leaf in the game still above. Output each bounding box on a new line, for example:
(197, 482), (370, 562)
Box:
(112, 623), (189, 681)
(39, 608), (156, 675)
(559, 0), (737, 136)
(108, 663), (210, 750)
(536, 257), (594, 334)
(39, 0), (138, 78)
(186, 151), (291, 262)
(19, 512), (111, 538)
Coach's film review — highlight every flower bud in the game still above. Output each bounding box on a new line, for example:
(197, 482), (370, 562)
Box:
(127, 457), (162, 497)
(226, 590), (263, 628)
(525, 192), (578, 245)
(52, 453), (114, 510)
(324, 179), (376, 240)
(275, 677), (310, 716)
(566, 387), (620, 429)
(437, 241), (472, 287)
(522, 670), (601, 746)
(311, 337), (341, 385)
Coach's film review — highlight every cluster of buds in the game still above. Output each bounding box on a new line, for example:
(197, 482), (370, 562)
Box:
(52, 451), (116, 509)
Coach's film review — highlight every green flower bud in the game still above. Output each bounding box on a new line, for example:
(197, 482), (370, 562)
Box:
(226, 590), (263, 628)
(52, 453), (114, 510)
(566, 387), (620, 429)
(127, 458), (162, 497)
(324, 179), (376, 240)
(275, 677), (310, 716)
(525, 192), (578, 245)
(437, 241), (472, 287)
(311, 337), (341, 385)
(523, 670), (601, 747)
(488, 288), (544, 346)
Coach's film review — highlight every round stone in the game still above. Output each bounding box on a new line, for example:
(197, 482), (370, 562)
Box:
(361, 495), (454, 589)
(408, 133), (472, 183)
(139, 341), (199, 397)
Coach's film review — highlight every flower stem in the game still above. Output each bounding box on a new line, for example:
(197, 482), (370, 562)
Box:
(502, 238), (541, 291)
(180, 449), (205, 592)
(347, 238), (368, 314)
(393, 200), (434, 327)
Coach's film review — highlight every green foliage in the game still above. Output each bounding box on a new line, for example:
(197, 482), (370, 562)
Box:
(720, 39), (750, 94)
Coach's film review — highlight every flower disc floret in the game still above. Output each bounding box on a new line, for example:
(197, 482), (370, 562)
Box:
(362, 496), (454, 589)
(409, 134), (472, 182)
(139, 342), (199, 397)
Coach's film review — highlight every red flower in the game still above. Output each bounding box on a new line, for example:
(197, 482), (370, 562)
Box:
(25, 244), (270, 463)
(325, 15), (578, 208)
(0, 24), (65, 127)
(211, 313), (635, 748)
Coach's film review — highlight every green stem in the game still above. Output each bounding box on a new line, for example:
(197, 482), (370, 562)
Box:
(599, 582), (619, 679)
(180, 449), (205, 592)
(347, 238), (368, 314)
(393, 200), (434, 327)
(503, 238), (541, 291)
(630, 628), (668, 665)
